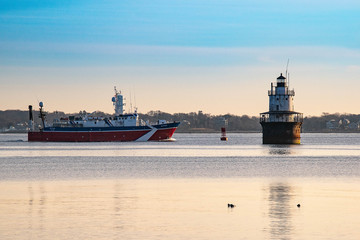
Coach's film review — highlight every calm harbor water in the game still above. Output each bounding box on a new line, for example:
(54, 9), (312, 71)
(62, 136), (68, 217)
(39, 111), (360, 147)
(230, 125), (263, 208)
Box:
(0, 133), (360, 239)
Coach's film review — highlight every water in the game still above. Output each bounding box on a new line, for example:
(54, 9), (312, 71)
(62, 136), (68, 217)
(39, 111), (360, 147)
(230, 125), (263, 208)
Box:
(0, 133), (360, 239)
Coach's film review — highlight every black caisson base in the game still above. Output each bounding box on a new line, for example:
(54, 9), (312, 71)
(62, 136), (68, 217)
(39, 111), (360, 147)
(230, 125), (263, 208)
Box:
(261, 122), (302, 144)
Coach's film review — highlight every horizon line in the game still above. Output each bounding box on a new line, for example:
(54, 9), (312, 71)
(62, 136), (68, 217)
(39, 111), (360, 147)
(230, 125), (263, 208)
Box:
(1, 108), (358, 118)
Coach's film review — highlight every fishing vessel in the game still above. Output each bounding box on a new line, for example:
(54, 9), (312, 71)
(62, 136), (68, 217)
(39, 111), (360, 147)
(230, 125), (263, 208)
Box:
(28, 87), (180, 142)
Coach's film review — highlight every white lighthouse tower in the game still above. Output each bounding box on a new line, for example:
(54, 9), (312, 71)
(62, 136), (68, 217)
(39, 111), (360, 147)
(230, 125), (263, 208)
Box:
(260, 73), (303, 144)
(268, 73), (295, 121)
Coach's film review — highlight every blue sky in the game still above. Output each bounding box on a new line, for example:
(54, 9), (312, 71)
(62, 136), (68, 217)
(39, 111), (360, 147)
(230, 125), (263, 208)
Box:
(1, 0), (360, 115)
(1, 0), (359, 47)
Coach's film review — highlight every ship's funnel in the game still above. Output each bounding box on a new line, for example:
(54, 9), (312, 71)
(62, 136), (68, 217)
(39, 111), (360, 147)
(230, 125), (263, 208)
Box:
(28, 105), (34, 131)
(28, 105), (33, 121)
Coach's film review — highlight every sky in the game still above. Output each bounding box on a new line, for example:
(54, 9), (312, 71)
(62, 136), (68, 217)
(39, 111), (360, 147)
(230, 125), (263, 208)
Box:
(1, 0), (360, 116)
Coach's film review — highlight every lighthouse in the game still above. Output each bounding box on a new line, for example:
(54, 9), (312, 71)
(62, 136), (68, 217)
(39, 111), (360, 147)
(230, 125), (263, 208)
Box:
(260, 73), (303, 144)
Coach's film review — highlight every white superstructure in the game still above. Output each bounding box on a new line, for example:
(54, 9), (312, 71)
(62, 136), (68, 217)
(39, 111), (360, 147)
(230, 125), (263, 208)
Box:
(112, 87), (125, 115)
(49, 86), (173, 129)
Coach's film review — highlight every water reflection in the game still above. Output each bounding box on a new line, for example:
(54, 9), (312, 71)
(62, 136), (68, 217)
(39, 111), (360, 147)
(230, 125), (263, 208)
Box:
(1, 179), (360, 239)
(27, 184), (34, 234)
(113, 182), (125, 233)
(265, 183), (294, 240)
(38, 183), (46, 237)
(267, 145), (294, 155)
(27, 183), (46, 238)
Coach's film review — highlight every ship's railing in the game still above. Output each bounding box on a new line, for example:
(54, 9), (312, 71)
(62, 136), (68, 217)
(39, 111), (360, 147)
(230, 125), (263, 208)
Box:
(260, 112), (303, 123)
(268, 89), (295, 96)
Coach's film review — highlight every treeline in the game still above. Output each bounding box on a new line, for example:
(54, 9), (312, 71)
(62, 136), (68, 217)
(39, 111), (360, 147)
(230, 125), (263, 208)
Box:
(139, 111), (260, 132)
(303, 113), (360, 132)
(0, 110), (29, 129)
(1, 109), (360, 132)
(139, 111), (360, 132)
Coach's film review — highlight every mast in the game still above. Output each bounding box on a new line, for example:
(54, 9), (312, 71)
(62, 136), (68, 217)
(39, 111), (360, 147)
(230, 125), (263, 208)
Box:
(112, 86), (125, 115)
(286, 59), (290, 87)
(38, 102), (46, 129)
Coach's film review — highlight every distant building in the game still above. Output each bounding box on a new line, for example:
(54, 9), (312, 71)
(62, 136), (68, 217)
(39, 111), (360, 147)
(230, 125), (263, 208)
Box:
(326, 119), (339, 129)
(0, 122), (29, 132)
(326, 119), (360, 131)
(339, 118), (350, 129)
(348, 122), (360, 130)
(215, 117), (228, 128)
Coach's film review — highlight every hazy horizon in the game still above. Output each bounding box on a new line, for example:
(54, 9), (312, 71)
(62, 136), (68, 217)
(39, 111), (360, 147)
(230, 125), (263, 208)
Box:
(1, 1), (359, 116)
(1, 106), (358, 118)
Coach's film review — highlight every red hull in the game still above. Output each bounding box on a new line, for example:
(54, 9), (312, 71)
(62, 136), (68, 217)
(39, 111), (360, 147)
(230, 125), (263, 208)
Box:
(149, 128), (177, 141)
(28, 128), (177, 142)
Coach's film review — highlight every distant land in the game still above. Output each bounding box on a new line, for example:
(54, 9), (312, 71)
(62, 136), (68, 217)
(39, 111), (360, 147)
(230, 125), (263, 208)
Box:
(1, 109), (360, 133)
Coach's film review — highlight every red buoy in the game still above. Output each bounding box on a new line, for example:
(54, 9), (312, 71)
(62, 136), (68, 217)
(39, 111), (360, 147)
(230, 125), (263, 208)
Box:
(221, 127), (228, 141)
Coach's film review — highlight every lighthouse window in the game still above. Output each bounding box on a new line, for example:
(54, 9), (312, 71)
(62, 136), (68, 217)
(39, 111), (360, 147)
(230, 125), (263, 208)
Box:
(276, 105), (279, 110)
(286, 97), (288, 100)
(277, 98), (279, 100)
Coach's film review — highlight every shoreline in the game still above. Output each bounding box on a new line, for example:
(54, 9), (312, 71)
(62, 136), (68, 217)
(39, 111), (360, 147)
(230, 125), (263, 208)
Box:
(3, 131), (360, 134)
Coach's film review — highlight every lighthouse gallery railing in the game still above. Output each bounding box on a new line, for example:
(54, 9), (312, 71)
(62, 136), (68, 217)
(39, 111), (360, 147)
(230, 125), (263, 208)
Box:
(260, 112), (303, 123)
